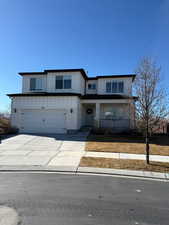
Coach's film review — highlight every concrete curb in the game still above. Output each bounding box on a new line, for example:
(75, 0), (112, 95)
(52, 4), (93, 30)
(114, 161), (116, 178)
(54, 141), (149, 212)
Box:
(77, 167), (169, 181)
(0, 165), (168, 181)
(0, 165), (77, 172)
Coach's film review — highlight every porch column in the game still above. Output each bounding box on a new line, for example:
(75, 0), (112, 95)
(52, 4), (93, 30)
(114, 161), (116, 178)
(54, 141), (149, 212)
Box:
(95, 103), (100, 128)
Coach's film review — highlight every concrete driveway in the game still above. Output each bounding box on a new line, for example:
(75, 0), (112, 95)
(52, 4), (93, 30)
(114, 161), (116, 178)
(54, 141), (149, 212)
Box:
(0, 132), (88, 171)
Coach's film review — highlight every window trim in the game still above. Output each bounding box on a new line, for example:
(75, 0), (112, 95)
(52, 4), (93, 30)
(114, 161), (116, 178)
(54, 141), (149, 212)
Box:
(88, 83), (96, 90)
(55, 75), (72, 90)
(30, 77), (43, 91)
(106, 81), (124, 93)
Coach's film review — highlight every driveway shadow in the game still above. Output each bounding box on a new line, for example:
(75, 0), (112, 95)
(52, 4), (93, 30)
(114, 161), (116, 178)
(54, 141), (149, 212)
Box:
(7, 132), (89, 142)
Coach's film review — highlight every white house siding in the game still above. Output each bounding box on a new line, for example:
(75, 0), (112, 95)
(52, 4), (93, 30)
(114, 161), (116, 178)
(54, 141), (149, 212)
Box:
(80, 75), (85, 95)
(22, 71), (85, 95)
(22, 74), (47, 93)
(86, 80), (97, 94)
(46, 71), (85, 94)
(77, 98), (83, 129)
(97, 77), (132, 95)
(11, 96), (80, 133)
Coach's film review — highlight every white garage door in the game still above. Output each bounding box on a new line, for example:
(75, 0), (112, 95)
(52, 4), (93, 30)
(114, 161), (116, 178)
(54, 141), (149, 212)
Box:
(20, 109), (66, 133)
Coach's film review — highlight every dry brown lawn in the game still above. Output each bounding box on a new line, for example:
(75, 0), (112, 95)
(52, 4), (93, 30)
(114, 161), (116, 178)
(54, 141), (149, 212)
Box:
(86, 135), (169, 156)
(80, 157), (169, 173)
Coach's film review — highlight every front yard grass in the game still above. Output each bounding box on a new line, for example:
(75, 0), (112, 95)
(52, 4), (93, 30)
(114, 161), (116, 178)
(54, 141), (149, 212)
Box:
(80, 157), (169, 173)
(86, 135), (169, 156)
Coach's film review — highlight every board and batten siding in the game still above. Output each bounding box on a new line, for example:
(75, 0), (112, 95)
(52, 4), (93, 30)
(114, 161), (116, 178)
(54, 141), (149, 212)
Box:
(47, 71), (85, 94)
(11, 96), (81, 132)
(22, 74), (47, 93)
(86, 80), (97, 94)
(22, 72), (85, 95)
(97, 77), (133, 95)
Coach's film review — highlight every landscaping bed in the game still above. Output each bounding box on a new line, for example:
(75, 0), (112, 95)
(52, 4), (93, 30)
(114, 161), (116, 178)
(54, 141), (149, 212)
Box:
(80, 157), (169, 173)
(86, 134), (169, 156)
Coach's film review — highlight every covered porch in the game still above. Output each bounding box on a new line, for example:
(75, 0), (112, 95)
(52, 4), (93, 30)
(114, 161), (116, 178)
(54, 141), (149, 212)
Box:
(81, 99), (135, 132)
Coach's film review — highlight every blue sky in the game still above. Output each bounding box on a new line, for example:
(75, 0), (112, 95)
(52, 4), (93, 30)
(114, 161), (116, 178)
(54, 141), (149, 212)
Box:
(0, 0), (169, 112)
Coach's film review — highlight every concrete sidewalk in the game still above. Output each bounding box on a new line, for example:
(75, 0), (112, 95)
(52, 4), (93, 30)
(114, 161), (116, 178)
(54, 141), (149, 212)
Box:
(85, 151), (169, 163)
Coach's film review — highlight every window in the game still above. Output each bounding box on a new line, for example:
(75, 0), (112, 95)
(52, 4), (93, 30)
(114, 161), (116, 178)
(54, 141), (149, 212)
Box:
(106, 81), (124, 93)
(88, 83), (96, 90)
(30, 78), (43, 91)
(106, 82), (111, 93)
(64, 75), (71, 89)
(112, 82), (117, 93)
(55, 75), (72, 89)
(55, 76), (63, 89)
(118, 82), (124, 93)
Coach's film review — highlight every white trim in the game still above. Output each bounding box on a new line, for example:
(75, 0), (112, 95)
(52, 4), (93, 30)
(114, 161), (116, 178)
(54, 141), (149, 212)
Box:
(81, 99), (132, 104)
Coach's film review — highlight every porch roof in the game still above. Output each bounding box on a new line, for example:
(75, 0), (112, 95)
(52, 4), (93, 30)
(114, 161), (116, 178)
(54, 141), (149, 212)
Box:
(7, 92), (138, 101)
(81, 94), (138, 100)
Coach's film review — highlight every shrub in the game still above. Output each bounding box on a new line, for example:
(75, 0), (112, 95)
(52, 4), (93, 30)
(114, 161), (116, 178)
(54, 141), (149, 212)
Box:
(0, 117), (18, 134)
(6, 126), (19, 134)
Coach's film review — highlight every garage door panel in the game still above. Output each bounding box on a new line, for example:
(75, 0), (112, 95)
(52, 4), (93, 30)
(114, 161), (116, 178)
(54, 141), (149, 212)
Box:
(21, 109), (66, 134)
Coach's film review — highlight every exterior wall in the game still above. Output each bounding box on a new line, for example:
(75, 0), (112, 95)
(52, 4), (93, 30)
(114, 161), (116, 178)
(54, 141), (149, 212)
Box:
(81, 99), (131, 104)
(22, 74), (47, 93)
(11, 96), (80, 132)
(86, 80), (97, 94)
(97, 77), (132, 96)
(77, 97), (83, 129)
(80, 74), (85, 95)
(22, 71), (85, 95)
(22, 73), (133, 97)
(46, 71), (85, 94)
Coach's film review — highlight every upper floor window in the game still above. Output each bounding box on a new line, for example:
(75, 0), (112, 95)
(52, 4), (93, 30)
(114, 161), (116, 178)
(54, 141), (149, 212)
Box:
(88, 83), (96, 90)
(106, 81), (124, 93)
(55, 75), (72, 89)
(30, 78), (43, 91)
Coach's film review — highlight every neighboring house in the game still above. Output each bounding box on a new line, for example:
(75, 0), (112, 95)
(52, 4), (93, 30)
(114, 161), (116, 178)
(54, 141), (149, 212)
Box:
(7, 69), (137, 134)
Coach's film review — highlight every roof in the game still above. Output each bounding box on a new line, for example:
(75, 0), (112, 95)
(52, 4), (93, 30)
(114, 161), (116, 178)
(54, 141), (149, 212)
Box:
(89, 74), (136, 81)
(81, 94), (138, 100)
(7, 92), (82, 97)
(19, 69), (88, 80)
(7, 92), (138, 100)
(18, 69), (136, 81)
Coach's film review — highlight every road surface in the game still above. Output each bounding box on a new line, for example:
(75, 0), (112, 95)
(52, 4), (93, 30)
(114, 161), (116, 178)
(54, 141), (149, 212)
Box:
(0, 173), (168, 225)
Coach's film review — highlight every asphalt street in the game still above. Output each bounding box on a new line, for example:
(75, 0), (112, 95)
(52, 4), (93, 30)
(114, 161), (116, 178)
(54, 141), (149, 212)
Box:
(0, 173), (168, 225)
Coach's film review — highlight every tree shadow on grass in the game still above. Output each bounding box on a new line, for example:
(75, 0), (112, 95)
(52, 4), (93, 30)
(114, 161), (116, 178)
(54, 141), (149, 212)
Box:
(149, 162), (169, 169)
(88, 134), (169, 147)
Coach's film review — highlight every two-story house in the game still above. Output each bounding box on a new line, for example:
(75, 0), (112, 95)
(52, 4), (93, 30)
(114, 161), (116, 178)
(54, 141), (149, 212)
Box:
(7, 69), (137, 134)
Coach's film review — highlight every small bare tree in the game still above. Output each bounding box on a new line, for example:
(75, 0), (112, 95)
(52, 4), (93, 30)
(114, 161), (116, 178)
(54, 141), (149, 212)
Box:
(135, 57), (168, 164)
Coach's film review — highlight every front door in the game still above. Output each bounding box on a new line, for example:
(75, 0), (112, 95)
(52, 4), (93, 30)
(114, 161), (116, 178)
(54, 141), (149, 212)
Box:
(85, 107), (94, 126)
